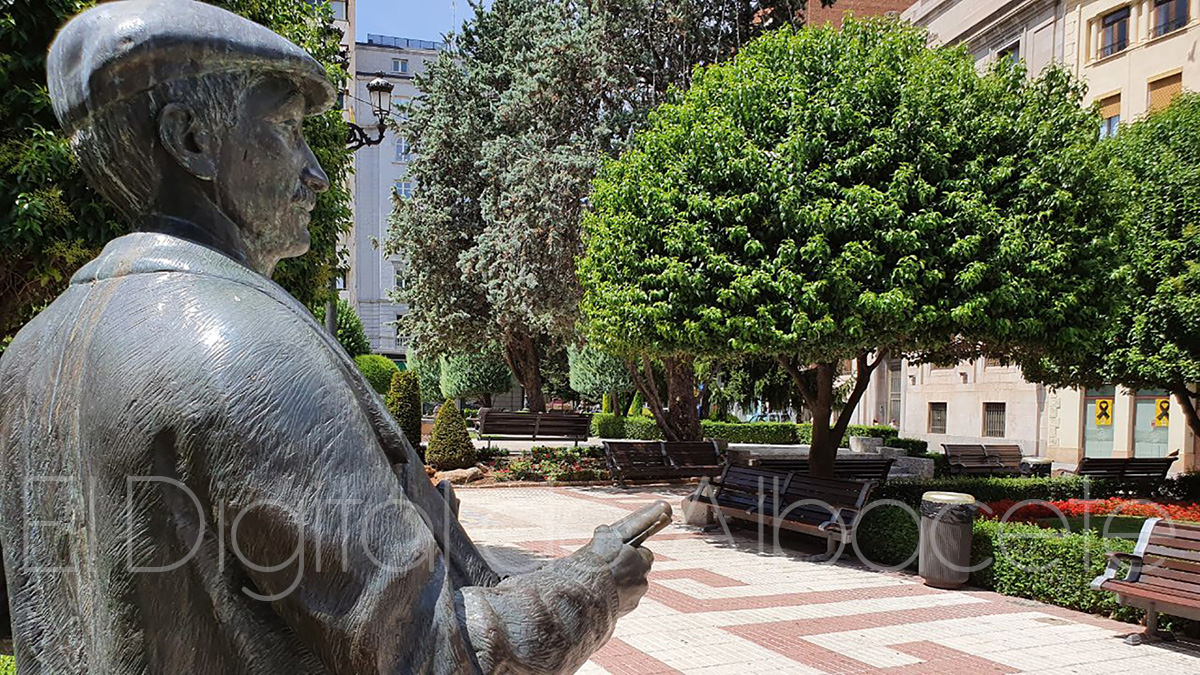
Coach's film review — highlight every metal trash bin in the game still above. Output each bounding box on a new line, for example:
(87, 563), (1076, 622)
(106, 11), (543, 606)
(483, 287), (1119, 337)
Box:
(919, 491), (977, 589)
(1020, 456), (1053, 478)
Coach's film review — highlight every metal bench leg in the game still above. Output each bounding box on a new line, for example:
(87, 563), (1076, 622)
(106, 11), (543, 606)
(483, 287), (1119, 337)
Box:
(809, 536), (839, 563)
(1126, 608), (1175, 645)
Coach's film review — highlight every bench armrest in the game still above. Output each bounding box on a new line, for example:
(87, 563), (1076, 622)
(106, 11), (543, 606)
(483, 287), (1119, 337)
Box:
(1092, 552), (1144, 590)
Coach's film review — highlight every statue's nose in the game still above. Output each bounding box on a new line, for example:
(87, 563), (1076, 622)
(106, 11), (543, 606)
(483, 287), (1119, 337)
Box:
(302, 160), (330, 195)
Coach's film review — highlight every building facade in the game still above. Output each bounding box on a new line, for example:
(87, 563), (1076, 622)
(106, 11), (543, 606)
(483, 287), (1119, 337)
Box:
(348, 35), (445, 360)
(805, 0), (912, 26)
(859, 0), (1198, 471)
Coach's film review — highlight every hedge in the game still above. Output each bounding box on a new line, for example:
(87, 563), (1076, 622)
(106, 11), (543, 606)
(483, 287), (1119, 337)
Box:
(354, 354), (400, 394)
(874, 476), (1125, 506)
(589, 415), (898, 446)
(883, 437), (928, 454)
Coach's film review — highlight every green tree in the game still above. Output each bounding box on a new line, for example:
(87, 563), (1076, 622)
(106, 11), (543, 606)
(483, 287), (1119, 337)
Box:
(386, 370), (423, 450)
(580, 20), (1118, 473)
(320, 297), (370, 357)
(355, 354), (400, 395)
(568, 344), (634, 414)
(426, 400), (478, 470)
(408, 348), (444, 404)
(389, 0), (830, 413)
(1024, 94), (1200, 439)
(439, 343), (513, 407)
(0, 0), (352, 342)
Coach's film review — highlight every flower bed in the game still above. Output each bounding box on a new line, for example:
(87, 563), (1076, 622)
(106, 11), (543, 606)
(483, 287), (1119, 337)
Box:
(492, 445), (610, 483)
(983, 498), (1200, 525)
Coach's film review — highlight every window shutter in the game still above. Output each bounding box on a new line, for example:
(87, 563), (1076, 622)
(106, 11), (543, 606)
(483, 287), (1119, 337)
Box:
(1148, 73), (1183, 112)
(1099, 94), (1121, 120)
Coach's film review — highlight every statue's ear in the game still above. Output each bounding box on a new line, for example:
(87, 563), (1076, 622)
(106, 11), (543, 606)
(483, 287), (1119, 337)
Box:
(158, 103), (217, 181)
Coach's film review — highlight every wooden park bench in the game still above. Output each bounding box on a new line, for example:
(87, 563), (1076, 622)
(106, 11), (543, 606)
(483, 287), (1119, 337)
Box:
(1092, 518), (1200, 644)
(476, 410), (590, 448)
(1076, 454), (1177, 491)
(686, 464), (875, 561)
(943, 444), (1001, 476)
(984, 444), (1024, 476)
(602, 440), (723, 486)
(752, 457), (894, 483)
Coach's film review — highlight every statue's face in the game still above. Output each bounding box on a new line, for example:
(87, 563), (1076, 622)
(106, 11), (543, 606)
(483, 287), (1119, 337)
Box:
(215, 76), (330, 261)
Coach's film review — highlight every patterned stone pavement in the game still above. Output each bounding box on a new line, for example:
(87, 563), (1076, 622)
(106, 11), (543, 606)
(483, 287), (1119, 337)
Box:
(457, 485), (1200, 675)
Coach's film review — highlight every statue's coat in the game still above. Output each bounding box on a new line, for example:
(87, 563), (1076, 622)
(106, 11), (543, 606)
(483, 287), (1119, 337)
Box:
(0, 231), (619, 673)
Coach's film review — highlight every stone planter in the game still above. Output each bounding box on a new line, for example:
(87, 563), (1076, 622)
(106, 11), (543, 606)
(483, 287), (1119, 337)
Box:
(850, 436), (884, 454)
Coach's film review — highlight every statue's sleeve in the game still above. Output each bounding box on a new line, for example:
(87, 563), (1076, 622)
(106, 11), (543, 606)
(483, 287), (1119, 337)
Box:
(204, 317), (620, 673)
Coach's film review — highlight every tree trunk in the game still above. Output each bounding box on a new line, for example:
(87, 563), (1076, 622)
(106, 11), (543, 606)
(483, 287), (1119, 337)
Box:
(626, 355), (702, 441)
(779, 353), (883, 479)
(1172, 385), (1200, 451)
(664, 355), (702, 441)
(502, 330), (545, 412)
(611, 389), (626, 418)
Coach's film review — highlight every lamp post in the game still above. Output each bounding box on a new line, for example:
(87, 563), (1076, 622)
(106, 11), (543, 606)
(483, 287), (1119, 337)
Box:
(329, 74), (397, 335)
(346, 74), (395, 151)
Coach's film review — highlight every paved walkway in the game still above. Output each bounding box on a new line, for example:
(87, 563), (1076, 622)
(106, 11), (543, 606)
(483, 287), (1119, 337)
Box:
(457, 485), (1200, 675)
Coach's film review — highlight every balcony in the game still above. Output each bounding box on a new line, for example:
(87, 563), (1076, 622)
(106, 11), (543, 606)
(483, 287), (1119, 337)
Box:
(1153, 15), (1189, 38)
(1098, 38), (1128, 58)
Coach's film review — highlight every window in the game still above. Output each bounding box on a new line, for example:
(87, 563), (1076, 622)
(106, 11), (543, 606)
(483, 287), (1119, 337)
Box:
(392, 58), (409, 74)
(1154, 0), (1189, 37)
(928, 402), (948, 434)
(394, 180), (414, 199)
(394, 137), (412, 163)
(395, 322), (409, 350)
(1098, 94), (1121, 138)
(335, 271), (347, 291)
(983, 402), (1006, 438)
(984, 356), (1005, 368)
(1100, 8), (1130, 58)
(330, 0), (347, 21)
(887, 360), (903, 426)
(998, 42), (1020, 65)
(1148, 73), (1183, 112)
(394, 268), (406, 291)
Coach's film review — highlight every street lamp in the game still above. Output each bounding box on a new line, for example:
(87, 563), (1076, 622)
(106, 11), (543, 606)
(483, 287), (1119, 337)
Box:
(346, 73), (394, 151)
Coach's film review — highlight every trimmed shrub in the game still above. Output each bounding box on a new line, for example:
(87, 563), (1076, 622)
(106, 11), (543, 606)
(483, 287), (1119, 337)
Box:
(1155, 472), (1200, 502)
(627, 392), (645, 416)
(386, 370), (422, 451)
(844, 424), (900, 440)
(355, 354), (400, 394)
(624, 416), (664, 439)
(426, 400), (477, 470)
(701, 421), (802, 444)
(883, 437), (928, 454)
(590, 413), (626, 438)
(874, 476), (1125, 507)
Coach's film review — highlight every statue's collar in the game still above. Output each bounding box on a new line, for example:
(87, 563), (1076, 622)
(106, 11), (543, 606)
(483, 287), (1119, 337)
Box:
(72, 228), (263, 288)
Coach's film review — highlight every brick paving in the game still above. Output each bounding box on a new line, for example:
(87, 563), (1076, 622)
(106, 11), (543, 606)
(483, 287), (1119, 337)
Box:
(457, 485), (1200, 675)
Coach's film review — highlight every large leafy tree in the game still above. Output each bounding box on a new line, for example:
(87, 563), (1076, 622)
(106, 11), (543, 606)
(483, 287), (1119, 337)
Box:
(1024, 94), (1200, 439)
(389, 0), (830, 412)
(0, 0), (352, 346)
(580, 19), (1118, 473)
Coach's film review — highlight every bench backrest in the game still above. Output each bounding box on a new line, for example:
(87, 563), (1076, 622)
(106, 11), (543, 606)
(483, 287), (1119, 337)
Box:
(943, 444), (989, 462)
(777, 475), (875, 527)
(1123, 456), (1177, 480)
(662, 441), (721, 468)
(712, 465), (791, 502)
(1135, 519), (1200, 598)
(984, 444), (1023, 469)
(478, 410), (590, 438)
(604, 441), (667, 470)
(755, 458), (893, 482)
(1077, 456), (1177, 481)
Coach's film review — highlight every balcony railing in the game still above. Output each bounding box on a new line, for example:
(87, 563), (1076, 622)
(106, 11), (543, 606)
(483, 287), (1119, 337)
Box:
(1154, 15), (1189, 38)
(1099, 38), (1128, 58)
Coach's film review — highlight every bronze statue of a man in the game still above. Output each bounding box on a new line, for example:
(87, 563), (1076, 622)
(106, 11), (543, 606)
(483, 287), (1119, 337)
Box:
(0, 1), (666, 672)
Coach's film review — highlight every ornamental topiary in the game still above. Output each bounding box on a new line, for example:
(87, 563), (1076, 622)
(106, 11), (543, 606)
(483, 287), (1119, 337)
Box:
(354, 354), (399, 395)
(334, 298), (371, 357)
(426, 400), (477, 470)
(386, 370), (422, 450)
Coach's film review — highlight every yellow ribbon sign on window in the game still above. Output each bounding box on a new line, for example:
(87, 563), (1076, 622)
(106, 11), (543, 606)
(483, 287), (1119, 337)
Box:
(1154, 398), (1170, 427)
(1095, 399), (1114, 426)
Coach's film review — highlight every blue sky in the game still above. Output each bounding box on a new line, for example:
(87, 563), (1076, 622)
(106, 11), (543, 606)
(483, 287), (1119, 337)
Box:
(355, 0), (477, 43)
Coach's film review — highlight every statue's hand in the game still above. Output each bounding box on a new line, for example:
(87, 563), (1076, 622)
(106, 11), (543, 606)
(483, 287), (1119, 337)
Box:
(582, 501), (671, 617)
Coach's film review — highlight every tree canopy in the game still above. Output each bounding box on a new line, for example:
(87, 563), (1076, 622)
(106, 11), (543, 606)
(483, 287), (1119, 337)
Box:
(580, 19), (1118, 472)
(1024, 93), (1200, 437)
(389, 0), (831, 414)
(439, 343), (514, 406)
(0, 0), (352, 343)
(568, 344), (635, 402)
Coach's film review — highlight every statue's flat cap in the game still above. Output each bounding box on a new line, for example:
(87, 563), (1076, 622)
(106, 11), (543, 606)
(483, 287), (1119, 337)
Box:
(47, 0), (336, 131)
